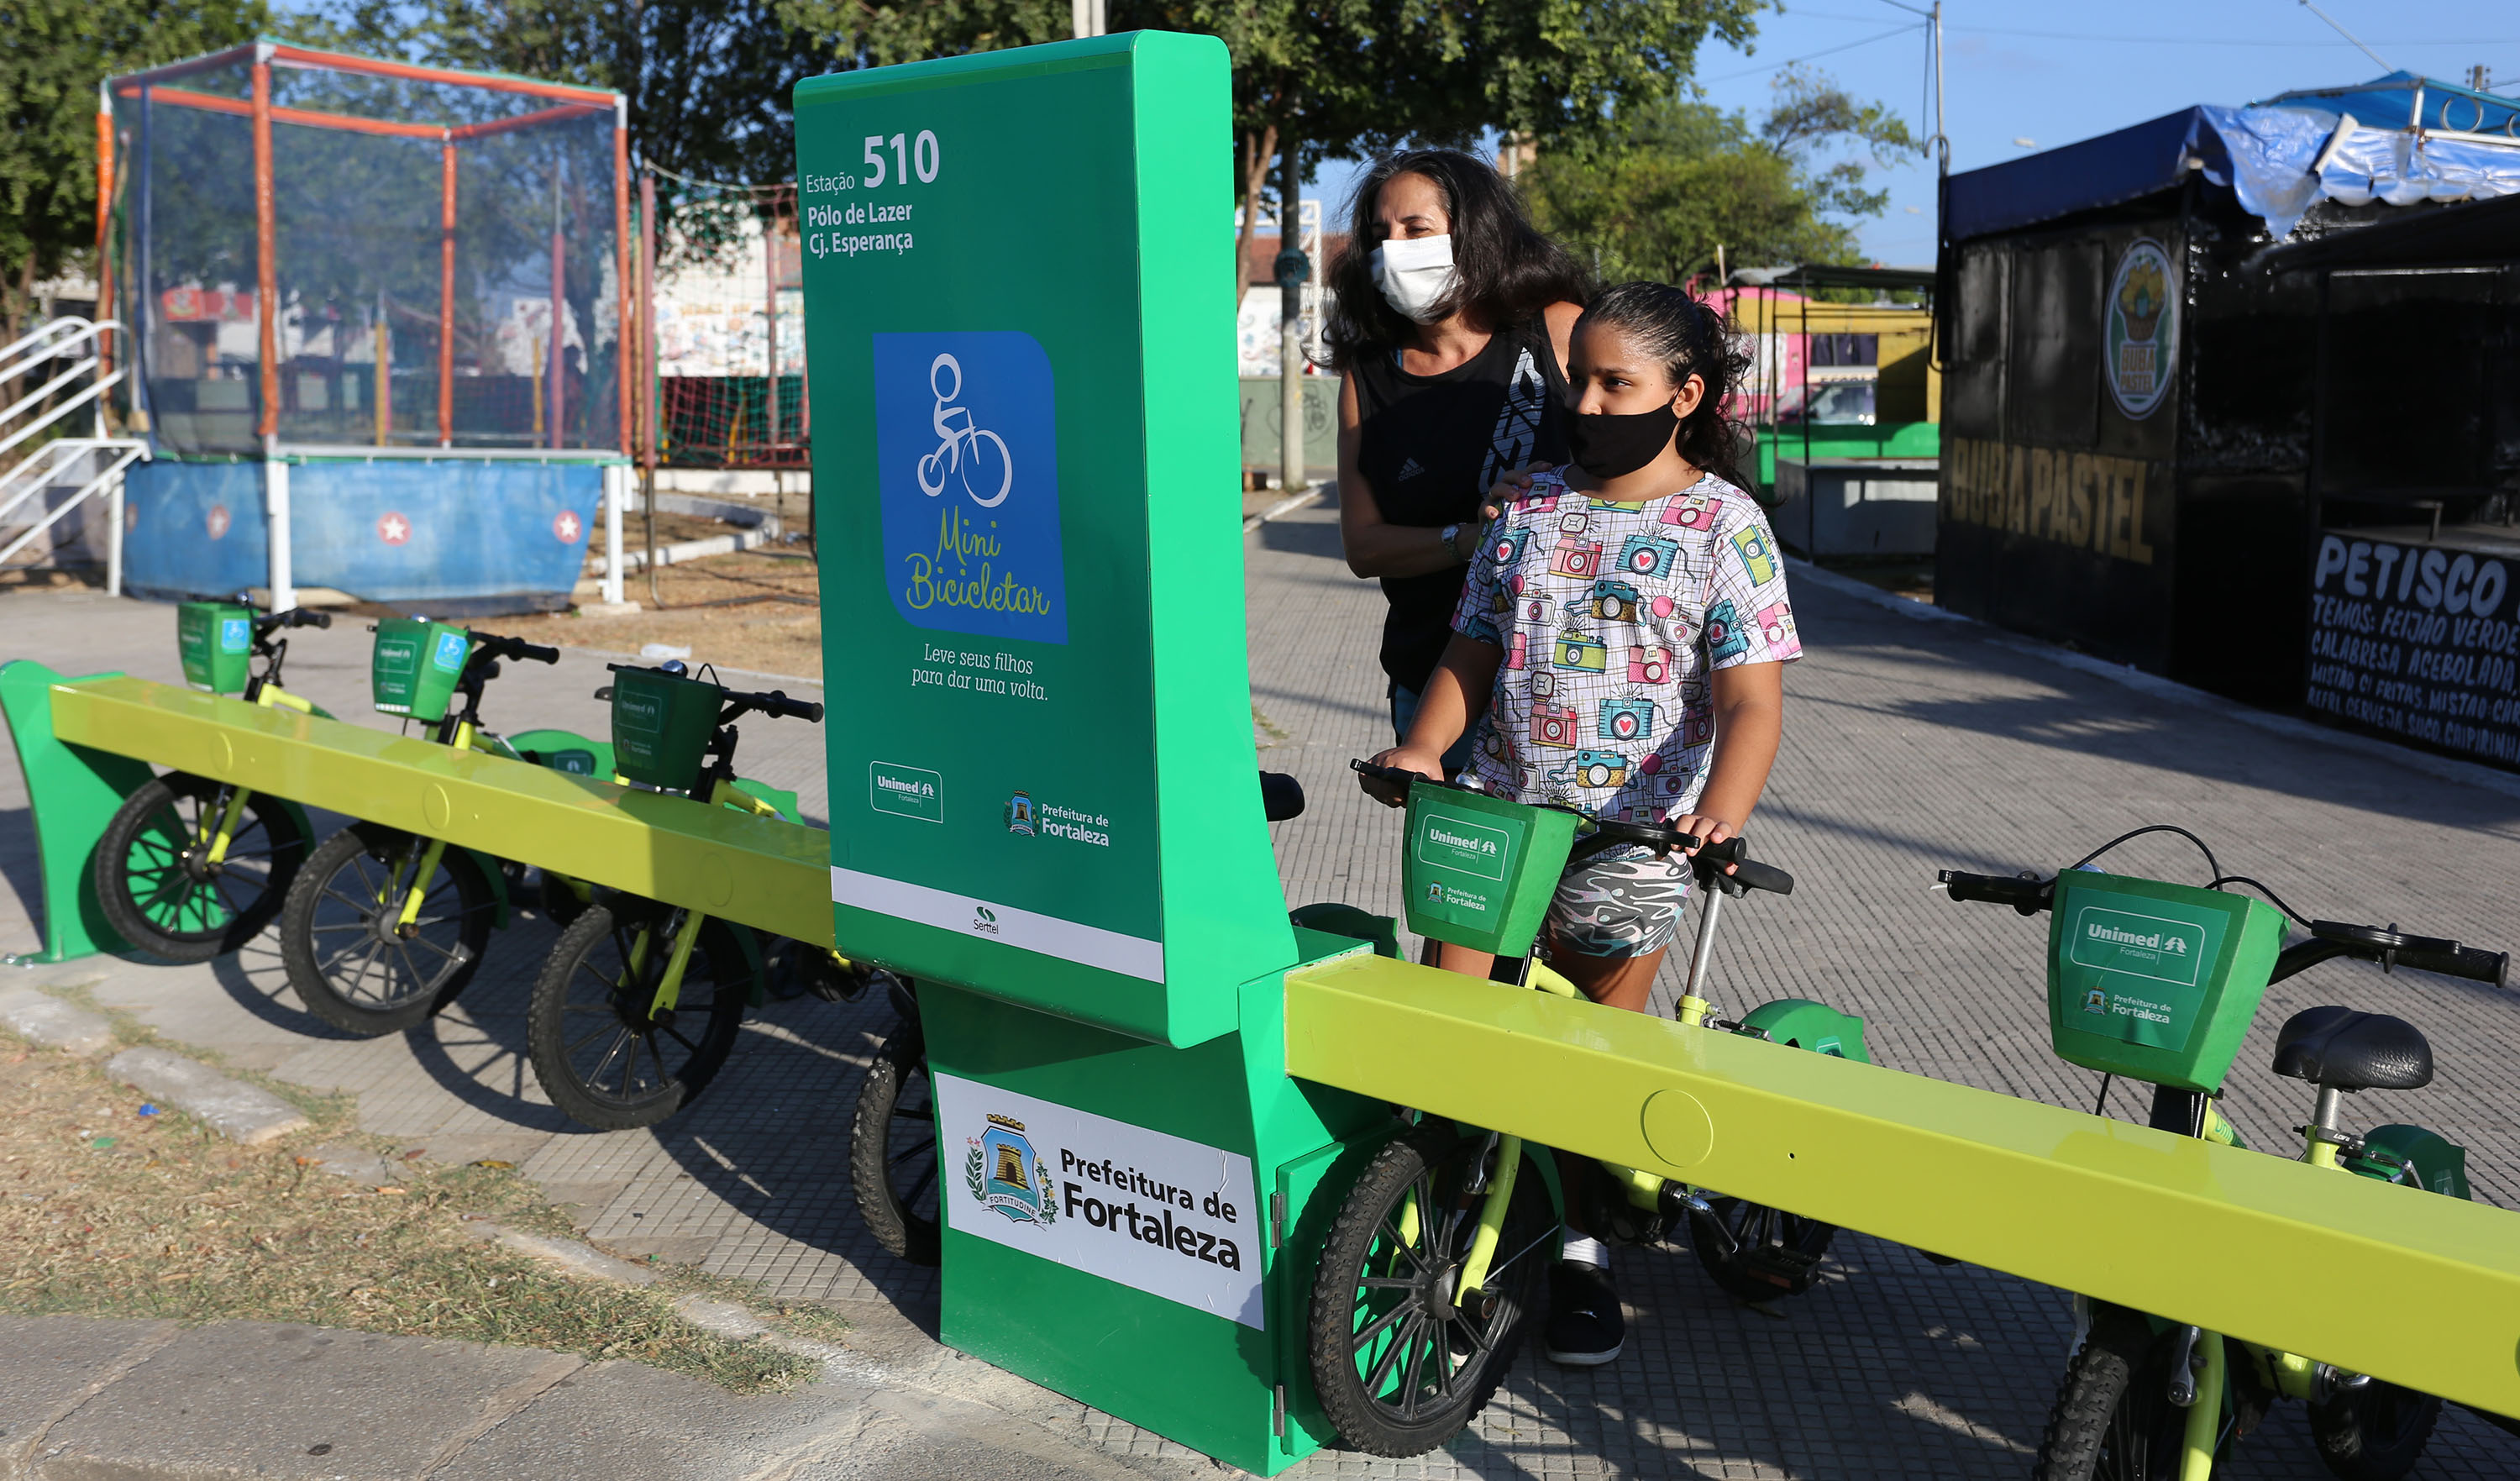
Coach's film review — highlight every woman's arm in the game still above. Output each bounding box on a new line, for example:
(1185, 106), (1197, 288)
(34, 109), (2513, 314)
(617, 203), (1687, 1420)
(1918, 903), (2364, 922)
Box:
(1336, 374), (1475, 580)
(1362, 632), (1505, 800)
(1672, 660), (1784, 855)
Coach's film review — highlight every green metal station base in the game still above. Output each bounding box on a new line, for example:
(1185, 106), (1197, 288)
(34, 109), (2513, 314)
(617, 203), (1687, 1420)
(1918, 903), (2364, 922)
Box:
(924, 929), (1381, 1473)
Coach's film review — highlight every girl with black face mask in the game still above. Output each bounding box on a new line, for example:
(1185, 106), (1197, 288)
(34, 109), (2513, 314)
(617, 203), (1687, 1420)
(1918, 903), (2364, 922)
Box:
(1361, 282), (1794, 1371)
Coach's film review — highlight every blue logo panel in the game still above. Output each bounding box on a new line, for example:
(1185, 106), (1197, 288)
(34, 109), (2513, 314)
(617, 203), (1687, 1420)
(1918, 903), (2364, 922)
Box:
(874, 331), (1068, 644)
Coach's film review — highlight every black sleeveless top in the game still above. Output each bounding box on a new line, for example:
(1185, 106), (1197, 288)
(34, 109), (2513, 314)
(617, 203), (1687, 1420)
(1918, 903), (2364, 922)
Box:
(1351, 316), (1572, 695)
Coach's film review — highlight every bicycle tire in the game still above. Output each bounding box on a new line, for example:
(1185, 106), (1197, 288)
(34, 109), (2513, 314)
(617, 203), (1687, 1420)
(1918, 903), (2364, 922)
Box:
(526, 901), (749, 1131)
(2309, 1379), (2439, 1481)
(1308, 1121), (1548, 1458)
(277, 825), (495, 1036)
(2032, 1306), (2191, 1481)
(850, 1026), (941, 1265)
(1688, 1197), (1838, 1301)
(94, 773), (307, 962)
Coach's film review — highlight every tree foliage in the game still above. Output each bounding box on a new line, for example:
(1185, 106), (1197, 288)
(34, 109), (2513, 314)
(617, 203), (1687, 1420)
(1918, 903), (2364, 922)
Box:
(771, 2), (1765, 283)
(1520, 65), (1921, 286)
(0, 0), (266, 338)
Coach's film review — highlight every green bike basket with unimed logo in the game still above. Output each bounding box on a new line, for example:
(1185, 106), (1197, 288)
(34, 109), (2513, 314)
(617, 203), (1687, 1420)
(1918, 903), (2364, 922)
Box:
(2047, 871), (2287, 1094)
(370, 618), (474, 722)
(1400, 786), (1578, 958)
(608, 665), (723, 793)
(176, 601), (255, 695)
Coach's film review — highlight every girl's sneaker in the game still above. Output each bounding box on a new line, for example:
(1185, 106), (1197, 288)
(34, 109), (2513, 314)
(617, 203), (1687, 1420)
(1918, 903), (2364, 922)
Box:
(1543, 1259), (1625, 1366)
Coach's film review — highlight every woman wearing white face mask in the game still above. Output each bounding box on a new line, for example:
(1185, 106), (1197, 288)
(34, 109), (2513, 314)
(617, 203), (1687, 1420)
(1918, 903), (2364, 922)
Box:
(1326, 150), (1589, 771)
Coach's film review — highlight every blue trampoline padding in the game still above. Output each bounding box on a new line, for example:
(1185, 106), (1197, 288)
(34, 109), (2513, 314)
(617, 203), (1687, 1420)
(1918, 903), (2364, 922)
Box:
(123, 458), (606, 604)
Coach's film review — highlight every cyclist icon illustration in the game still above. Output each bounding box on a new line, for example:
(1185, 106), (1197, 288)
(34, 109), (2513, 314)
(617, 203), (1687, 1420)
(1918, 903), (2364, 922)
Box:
(916, 353), (1014, 508)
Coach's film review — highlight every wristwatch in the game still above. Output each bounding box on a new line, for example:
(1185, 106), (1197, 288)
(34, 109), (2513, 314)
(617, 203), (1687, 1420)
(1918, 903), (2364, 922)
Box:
(1441, 523), (1464, 562)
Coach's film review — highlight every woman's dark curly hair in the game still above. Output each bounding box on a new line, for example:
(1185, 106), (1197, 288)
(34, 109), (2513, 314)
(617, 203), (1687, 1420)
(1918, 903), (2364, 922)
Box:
(1321, 149), (1589, 372)
(1578, 281), (1756, 493)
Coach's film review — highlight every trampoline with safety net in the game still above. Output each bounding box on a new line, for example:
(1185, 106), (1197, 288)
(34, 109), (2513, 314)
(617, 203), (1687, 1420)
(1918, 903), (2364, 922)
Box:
(102, 40), (635, 612)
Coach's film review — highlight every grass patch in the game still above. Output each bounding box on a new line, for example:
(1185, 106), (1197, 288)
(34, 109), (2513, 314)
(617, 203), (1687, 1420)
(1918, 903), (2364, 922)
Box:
(0, 1018), (841, 1394)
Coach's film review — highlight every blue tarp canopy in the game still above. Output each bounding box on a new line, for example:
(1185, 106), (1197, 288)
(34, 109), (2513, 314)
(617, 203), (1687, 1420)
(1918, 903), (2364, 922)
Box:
(1946, 75), (2520, 244)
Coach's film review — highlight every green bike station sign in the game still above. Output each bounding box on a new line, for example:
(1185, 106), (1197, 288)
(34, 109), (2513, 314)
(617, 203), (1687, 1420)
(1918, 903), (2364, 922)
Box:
(797, 34), (1378, 1469)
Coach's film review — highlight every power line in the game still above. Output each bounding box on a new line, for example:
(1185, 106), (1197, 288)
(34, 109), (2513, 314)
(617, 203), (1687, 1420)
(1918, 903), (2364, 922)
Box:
(1704, 22), (1925, 85)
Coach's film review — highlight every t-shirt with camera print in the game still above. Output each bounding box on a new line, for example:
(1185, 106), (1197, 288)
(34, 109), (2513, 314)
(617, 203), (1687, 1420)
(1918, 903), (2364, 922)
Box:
(1450, 468), (1798, 822)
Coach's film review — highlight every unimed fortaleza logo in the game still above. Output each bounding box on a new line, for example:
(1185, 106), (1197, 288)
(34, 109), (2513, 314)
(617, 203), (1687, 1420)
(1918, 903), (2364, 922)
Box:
(869, 761), (944, 823)
(2069, 906), (2206, 988)
(1415, 815), (1509, 881)
(874, 331), (1069, 644)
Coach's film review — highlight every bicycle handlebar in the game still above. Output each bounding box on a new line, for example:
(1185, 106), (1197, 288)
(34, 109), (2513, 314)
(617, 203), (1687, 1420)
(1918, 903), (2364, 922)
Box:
(252, 607), (331, 638)
(466, 631), (561, 666)
(1693, 836), (1795, 896)
(2306, 920), (2509, 987)
(1938, 869), (2055, 916)
(726, 688), (824, 725)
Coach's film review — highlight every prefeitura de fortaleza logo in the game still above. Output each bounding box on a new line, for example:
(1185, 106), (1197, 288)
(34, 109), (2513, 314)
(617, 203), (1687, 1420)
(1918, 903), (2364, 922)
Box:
(967, 1113), (1058, 1226)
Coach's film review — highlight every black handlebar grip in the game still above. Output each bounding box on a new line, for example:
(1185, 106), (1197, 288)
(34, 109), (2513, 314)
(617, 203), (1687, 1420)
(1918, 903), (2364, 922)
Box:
(288, 608), (332, 629)
(2394, 941), (2511, 988)
(1258, 770), (1306, 823)
(1698, 836), (1794, 895)
(516, 641), (561, 664)
(1938, 869), (2053, 916)
(758, 690), (823, 723)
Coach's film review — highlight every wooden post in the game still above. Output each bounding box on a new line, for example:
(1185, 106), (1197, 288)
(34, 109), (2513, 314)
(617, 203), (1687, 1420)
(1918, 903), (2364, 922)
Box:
(438, 139), (455, 446)
(252, 60), (277, 439)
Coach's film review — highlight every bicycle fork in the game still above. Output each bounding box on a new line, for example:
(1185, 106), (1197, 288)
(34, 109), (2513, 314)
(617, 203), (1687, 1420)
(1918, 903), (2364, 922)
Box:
(199, 685), (316, 866)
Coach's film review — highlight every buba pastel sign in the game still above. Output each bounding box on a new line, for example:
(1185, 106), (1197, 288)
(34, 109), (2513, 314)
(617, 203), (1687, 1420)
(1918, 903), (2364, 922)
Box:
(875, 331), (1069, 643)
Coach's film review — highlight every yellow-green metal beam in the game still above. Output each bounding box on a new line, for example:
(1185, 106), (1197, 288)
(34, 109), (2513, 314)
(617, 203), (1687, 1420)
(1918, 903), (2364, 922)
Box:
(1284, 953), (2520, 1421)
(51, 675), (833, 947)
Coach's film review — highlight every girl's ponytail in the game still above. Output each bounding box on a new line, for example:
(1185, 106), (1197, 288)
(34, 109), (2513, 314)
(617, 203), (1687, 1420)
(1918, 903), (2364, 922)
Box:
(1578, 282), (1756, 496)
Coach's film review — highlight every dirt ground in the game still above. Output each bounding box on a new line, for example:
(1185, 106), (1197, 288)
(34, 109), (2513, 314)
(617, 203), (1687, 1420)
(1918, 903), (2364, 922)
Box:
(534, 544), (824, 681)
(0, 1000), (843, 1392)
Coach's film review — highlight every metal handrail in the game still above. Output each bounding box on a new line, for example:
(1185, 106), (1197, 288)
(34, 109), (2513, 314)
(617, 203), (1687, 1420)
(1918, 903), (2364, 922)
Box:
(0, 317), (145, 596)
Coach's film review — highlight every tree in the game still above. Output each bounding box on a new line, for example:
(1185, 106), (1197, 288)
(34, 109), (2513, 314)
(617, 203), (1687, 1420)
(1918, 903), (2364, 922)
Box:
(0, 0), (265, 343)
(1520, 66), (1922, 286)
(769, 2), (1766, 291)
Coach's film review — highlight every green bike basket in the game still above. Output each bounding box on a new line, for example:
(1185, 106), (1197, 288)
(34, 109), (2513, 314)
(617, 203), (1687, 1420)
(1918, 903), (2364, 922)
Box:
(1399, 786), (1578, 958)
(175, 601), (255, 695)
(370, 618), (474, 722)
(2046, 871), (2287, 1094)
(608, 665), (723, 794)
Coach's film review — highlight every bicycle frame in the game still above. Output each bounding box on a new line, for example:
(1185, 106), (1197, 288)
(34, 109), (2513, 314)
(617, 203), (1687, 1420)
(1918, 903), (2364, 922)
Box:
(1451, 883), (1736, 1304)
(192, 654), (313, 867)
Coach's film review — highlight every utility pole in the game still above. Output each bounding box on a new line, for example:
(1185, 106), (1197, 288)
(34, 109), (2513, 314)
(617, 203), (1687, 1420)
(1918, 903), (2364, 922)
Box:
(1932, 1), (1949, 176)
(1070, 0), (1105, 38)
(1277, 144), (1308, 496)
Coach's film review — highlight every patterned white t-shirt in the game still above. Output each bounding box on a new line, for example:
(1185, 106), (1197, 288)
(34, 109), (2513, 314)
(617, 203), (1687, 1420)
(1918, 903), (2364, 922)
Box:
(1450, 469), (1798, 822)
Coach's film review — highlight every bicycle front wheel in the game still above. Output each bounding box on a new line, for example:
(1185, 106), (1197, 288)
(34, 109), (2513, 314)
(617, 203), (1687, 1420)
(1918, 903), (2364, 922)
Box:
(1308, 1121), (1551, 1458)
(850, 1024), (941, 1264)
(2033, 1306), (2192, 1481)
(527, 901), (749, 1130)
(278, 825), (494, 1036)
(95, 773), (307, 962)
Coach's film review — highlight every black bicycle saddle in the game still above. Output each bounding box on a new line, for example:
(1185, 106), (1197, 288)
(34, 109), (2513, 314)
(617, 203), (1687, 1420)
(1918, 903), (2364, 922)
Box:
(2270, 1006), (2433, 1092)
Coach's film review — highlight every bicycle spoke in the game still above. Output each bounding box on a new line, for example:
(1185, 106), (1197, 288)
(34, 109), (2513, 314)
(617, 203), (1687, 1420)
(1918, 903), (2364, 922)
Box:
(568, 1021), (623, 1054)
(659, 1022), (701, 1054)
(583, 1028), (633, 1086)
(1362, 1310), (1419, 1397)
(322, 886), (381, 919)
(1349, 1293), (1415, 1357)
(901, 1161), (937, 1205)
(1397, 1321), (1427, 1417)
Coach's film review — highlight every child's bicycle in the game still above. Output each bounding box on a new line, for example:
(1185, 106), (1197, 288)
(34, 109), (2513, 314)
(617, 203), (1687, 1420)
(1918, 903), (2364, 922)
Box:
(1936, 828), (2508, 1481)
(524, 660), (846, 1130)
(1296, 760), (1865, 1457)
(92, 599), (328, 961)
(271, 621), (593, 1037)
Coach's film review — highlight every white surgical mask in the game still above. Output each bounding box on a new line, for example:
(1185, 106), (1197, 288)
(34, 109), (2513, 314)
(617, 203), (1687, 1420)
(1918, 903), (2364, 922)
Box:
(1372, 234), (1457, 323)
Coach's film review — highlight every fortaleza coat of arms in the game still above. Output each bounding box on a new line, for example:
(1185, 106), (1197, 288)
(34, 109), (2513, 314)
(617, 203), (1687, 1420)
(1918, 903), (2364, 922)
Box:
(966, 1112), (1058, 1226)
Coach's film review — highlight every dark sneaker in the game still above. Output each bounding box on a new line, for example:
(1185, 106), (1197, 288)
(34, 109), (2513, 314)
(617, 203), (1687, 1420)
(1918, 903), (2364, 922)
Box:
(1543, 1259), (1625, 1366)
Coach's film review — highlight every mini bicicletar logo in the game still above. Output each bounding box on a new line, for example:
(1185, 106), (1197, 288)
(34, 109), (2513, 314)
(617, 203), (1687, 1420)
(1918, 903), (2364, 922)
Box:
(874, 331), (1069, 644)
(965, 1113), (1058, 1226)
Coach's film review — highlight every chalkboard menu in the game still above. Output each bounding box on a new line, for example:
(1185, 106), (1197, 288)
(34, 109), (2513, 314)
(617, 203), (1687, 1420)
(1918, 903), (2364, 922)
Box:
(2306, 530), (2520, 768)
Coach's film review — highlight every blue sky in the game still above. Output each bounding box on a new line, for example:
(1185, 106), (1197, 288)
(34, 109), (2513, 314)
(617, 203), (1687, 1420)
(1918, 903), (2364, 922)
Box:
(1315, 0), (2520, 268)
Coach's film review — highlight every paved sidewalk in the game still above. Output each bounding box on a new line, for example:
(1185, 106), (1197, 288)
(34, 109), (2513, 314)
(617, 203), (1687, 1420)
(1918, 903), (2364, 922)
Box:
(4, 498), (2520, 1477)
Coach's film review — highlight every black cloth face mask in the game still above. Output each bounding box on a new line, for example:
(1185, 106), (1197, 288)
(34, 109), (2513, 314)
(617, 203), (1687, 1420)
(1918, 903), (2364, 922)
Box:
(1565, 402), (1678, 480)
